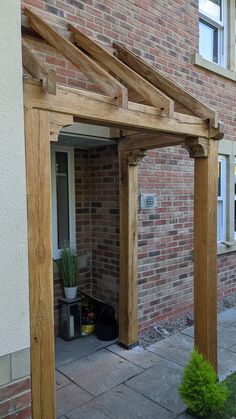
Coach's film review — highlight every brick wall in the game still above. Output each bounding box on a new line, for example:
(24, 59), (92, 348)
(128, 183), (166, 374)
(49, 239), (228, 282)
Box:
(0, 348), (31, 419)
(90, 145), (119, 309)
(138, 146), (194, 331)
(22, 0), (236, 333)
(0, 378), (31, 419)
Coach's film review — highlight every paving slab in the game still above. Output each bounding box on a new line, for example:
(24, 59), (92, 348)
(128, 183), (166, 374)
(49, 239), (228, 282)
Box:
(125, 358), (186, 415)
(66, 384), (174, 419)
(176, 413), (193, 419)
(147, 333), (194, 367)
(55, 335), (117, 367)
(56, 382), (92, 416)
(55, 370), (70, 390)
(218, 326), (236, 349)
(218, 348), (236, 380)
(107, 343), (163, 369)
(58, 348), (142, 396)
(181, 325), (236, 350)
(218, 308), (236, 327)
(181, 327), (194, 338)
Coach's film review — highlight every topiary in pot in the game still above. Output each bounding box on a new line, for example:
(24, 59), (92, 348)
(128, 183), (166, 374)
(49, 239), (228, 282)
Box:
(179, 349), (228, 417)
(57, 246), (79, 299)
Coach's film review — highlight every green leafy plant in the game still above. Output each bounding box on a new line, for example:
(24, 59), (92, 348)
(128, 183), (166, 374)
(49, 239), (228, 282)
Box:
(57, 246), (79, 288)
(179, 349), (228, 417)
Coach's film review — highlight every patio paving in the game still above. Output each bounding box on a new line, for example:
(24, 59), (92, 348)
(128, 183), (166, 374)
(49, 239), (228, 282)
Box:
(55, 307), (236, 418)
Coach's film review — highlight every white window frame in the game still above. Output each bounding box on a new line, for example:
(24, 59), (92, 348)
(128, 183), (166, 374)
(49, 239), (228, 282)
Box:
(51, 146), (76, 259)
(199, 0), (227, 67)
(217, 155), (227, 242)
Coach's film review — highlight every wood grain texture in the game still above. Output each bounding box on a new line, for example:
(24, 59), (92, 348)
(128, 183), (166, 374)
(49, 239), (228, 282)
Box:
(24, 7), (127, 107)
(22, 39), (56, 95)
(24, 80), (211, 138)
(24, 108), (56, 419)
(119, 132), (185, 151)
(69, 24), (174, 116)
(49, 112), (73, 141)
(193, 139), (219, 371)
(114, 42), (218, 128)
(119, 151), (139, 346)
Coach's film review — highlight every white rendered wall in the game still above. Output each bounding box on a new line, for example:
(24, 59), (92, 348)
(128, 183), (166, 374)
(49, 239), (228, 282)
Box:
(0, 1), (30, 356)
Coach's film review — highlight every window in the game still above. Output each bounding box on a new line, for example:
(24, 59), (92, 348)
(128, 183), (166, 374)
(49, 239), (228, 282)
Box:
(199, 0), (226, 66)
(51, 147), (76, 259)
(217, 155), (227, 241)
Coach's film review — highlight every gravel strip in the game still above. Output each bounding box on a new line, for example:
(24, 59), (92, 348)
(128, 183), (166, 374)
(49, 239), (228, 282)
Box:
(139, 293), (236, 348)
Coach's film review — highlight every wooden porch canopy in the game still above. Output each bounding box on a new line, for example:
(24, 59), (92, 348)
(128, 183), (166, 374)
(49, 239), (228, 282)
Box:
(22, 7), (223, 419)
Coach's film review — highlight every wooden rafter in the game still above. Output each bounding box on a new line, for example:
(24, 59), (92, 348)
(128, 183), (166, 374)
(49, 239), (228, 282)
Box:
(68, 24), (174, 117)
(24, 7), (128, 108)
(114, 42), (218, 128)
(22, 39), (56, 95)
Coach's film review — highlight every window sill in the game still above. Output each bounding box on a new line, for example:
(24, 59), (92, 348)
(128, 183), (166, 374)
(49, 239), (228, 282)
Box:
(217, 242), (236, 255)
(192, 53), (236, 81)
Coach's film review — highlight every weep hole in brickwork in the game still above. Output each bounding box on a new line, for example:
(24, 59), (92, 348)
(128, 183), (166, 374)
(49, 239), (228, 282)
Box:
(21, 7), (223, 419)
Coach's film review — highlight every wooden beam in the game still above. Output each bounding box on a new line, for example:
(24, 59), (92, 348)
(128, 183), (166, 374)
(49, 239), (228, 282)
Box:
(24, 80), (214, 138)
(24, 108), (56, 418)
(114, 42), (218, 128)
(69, 24), (174, 116)
(119, 132), (185, 151)
(22, 39), (56, 95)
(119, 150), (145, 347)
(191, 138), (219, 371)
(24, 7), (127, 107)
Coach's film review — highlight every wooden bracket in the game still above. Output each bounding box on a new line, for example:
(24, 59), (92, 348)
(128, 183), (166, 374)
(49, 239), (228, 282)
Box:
(49, 113), (73, 142)
(183, 137), (209, 158)
(128, 149), (147, 165)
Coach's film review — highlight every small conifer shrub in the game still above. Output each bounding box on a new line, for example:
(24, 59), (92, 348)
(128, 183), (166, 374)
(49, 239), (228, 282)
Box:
(179, 349), (228, 417)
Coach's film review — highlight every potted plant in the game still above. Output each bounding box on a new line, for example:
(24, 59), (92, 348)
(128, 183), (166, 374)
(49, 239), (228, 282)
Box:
(57, 246), (79, 299)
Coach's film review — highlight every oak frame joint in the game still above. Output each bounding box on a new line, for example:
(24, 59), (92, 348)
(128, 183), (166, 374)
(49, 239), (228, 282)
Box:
(184, 137), (209, 158)
(128, 149), (147, 166)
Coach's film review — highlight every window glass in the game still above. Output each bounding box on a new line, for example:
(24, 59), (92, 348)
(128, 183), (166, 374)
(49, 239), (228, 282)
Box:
(56, 152), (70, 249)
(199, 20), (218, 62)
(199, 0), (222, 22)
(217, 156), (226, 241)
(218, 160), (222, 196)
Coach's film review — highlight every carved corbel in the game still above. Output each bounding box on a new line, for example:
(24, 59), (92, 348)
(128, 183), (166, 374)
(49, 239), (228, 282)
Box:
(128, 149), (147, 166)
(49, 113), (74, 142)
(183, 137), (209, 158)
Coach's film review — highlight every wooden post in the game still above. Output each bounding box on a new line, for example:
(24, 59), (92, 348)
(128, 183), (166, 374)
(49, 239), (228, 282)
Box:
(118, 149), (146, 348)
(24, 108), (56, 419)
(187, 138), (219, 371)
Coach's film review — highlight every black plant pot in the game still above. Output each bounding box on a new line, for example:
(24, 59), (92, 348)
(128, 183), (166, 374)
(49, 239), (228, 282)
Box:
(96, 307), (118, 341)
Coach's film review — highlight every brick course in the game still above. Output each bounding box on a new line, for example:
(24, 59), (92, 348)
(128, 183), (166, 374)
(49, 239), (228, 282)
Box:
(22, 0), (236, 333)
(0, 378), (31, 419)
